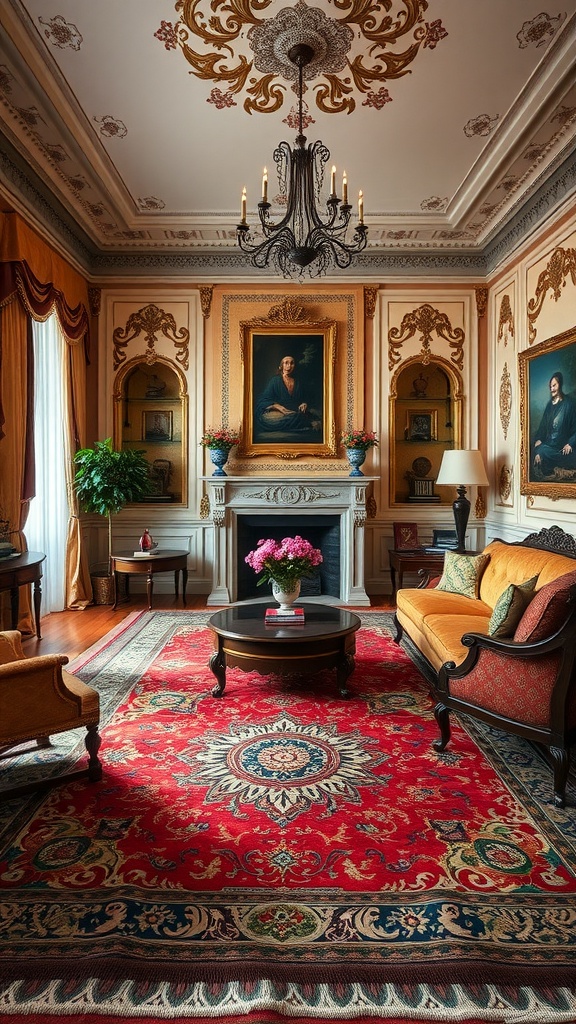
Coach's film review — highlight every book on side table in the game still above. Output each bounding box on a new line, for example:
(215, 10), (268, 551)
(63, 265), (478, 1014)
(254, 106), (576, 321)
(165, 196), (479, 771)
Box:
(265, 607), (305, 625)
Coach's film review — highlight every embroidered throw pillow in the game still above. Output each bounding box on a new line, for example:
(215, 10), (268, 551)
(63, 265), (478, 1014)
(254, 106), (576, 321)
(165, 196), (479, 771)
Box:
(488, 575), (538, 639)
(514, 569), (576, 643)
(435, 551), (490, 600)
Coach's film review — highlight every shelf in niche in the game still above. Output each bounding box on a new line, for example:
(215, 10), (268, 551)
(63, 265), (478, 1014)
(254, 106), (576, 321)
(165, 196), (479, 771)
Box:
(399, 439), (453, 445)
(126, 397), (177, 404)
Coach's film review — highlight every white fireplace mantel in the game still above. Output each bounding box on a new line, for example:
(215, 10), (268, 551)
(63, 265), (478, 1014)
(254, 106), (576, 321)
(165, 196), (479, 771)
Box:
(202, 475), (376, 606)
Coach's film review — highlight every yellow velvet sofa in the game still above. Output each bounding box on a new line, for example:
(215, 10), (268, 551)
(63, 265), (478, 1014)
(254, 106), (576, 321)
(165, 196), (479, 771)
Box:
(393, 526), (576, 806)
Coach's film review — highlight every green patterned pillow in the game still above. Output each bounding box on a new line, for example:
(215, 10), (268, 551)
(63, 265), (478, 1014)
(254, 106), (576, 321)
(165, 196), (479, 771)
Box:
(488, 575), (538, 639)
(436, 551), (490, 599)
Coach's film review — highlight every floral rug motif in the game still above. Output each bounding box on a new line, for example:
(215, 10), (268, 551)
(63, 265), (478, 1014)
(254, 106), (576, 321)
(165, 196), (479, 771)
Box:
(0, 609), (575, 1023)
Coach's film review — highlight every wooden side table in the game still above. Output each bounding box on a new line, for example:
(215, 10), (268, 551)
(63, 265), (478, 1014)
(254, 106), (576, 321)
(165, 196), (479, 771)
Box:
(0, 551), (46, 639)
(389, 548), (446, 598)
(111, 549), (188, 611)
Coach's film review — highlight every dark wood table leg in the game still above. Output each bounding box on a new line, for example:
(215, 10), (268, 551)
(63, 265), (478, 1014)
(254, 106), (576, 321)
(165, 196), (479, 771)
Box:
(32, 578), (42, 639)
(181, 567), (188, 606)
(336, 649), (354, 699)
(174, 569), (179, 597)
(209, 640), (227, 697)
(146, 571), (154, 610)
(390, 565), (397, 597)
(112, 571), (119, 610)
(9, 586), (19, 630)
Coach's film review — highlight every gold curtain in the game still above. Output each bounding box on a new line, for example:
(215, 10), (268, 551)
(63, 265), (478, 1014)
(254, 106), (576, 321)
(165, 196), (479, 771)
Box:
(0, 298), (33, 631)
(0, 212), (93, 625)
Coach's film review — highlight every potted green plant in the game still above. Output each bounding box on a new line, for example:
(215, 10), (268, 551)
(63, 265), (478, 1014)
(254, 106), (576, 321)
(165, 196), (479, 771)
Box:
(74, 437), (153, 604)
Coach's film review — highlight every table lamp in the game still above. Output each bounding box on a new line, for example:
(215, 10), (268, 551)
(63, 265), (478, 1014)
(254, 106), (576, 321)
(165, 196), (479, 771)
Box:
(435, 450), (489, 553)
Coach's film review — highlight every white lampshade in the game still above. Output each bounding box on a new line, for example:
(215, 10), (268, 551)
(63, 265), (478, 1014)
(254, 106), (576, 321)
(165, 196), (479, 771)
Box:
(436, 449), (489, 487)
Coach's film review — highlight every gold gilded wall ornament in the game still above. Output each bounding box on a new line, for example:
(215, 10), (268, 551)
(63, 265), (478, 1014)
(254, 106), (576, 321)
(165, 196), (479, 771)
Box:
(173, 0), (444, 115)
(497, 294), (514, 345)
(498, 464), (513, 505)
(499, 362), (512, 440)
(199, 286), (213, 319)
(527, 246), (576, 343)
(388, 303), (465, 370)
(474, 286), (488, 318)
(364, 288), (377, 320)
(113, 303), (190, 370)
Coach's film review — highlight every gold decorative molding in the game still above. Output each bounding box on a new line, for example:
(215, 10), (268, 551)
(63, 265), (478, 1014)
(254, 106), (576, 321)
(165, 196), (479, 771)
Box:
(474, 286), (488, 318)
(364, 287), (377, 320)
(113, 304), (190, 370)
(527, 246), (576, 343)
(199, 286), (213, 319)
(249, 297), (319, 327)
(475, 492), (486, 519)
(498, 464), (513, 506)
(366, 494), (377, 519)
(174, 0), (442, 115)
(497, 294), (514, 345)
(388, 303), (465, 370)
(88, 287), (101, 318)
(199, 493), (210, 519)
(499, 362), (512, 440)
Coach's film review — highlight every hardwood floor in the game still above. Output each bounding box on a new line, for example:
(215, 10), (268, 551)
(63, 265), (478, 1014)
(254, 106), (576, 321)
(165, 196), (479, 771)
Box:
(25, 594), (395, 661)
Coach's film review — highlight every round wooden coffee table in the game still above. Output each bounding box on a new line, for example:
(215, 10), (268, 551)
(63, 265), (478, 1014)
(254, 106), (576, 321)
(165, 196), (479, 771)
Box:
(208, 603), (361, 699)
(111, 549), (188, 610)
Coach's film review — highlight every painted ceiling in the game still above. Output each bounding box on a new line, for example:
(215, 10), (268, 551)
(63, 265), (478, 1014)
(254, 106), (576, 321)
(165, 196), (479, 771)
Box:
(0, 0), (575, 276)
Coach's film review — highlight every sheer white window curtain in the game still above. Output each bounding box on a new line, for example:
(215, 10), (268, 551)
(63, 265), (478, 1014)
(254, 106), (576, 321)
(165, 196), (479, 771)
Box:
(25, 314), (69, 612)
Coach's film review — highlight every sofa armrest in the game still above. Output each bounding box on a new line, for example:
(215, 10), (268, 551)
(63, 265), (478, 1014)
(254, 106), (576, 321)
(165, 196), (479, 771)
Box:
(435, 607), (576, 735)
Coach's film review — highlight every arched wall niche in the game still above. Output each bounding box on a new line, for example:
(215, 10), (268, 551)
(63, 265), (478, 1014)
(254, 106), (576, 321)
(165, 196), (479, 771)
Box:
(389, 355), (464, 506)
(113, 355), (189, 506)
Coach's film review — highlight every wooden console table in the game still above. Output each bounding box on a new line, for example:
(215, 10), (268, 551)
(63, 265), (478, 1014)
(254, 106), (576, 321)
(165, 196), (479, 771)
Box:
(0, 551), (46, 639)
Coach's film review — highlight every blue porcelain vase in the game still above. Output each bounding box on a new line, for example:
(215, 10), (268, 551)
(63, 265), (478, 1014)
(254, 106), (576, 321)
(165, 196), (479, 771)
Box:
(209, 447), (230, 477)
(346, 447), (366, 477)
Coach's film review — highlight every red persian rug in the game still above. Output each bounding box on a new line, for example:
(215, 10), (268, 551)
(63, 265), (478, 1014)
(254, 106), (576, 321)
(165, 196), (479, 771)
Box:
(0, 609), (575, 1023)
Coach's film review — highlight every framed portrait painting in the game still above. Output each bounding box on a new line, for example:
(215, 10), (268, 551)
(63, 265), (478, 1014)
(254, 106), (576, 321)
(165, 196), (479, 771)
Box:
(239, 302), (337, 458)
(519, 326), (576, 499)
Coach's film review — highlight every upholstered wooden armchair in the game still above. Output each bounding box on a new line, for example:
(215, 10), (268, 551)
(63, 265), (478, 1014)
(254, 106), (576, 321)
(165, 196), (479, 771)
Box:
(0, 630), (102, 798)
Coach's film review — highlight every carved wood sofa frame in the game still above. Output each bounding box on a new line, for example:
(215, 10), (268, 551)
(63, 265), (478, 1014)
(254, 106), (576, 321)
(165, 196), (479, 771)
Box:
(394, 526), (576, 807)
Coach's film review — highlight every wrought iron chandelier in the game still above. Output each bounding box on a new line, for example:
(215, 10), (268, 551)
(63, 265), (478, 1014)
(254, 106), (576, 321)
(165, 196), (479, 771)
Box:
(236, 43), (368, 278)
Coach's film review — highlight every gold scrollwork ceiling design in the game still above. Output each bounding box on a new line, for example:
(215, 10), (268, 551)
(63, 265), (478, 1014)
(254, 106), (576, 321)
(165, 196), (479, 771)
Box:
(388, 303), (465, 370)
(173, 0), (445, 114)
(497, 294), (514, 345)
(113, 304), (190, 370)
(527, 246), (576, 343)
(499, 362), (512, 439)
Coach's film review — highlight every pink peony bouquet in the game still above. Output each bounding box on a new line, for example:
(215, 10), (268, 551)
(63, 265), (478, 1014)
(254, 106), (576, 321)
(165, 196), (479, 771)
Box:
(245, 535), (323, 589)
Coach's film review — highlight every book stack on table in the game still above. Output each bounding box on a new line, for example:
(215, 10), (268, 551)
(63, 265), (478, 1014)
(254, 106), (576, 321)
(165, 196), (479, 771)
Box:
(265, 607), (305, 625)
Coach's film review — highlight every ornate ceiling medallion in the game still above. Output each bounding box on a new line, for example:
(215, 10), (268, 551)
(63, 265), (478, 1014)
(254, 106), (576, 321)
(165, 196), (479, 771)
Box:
(173, 0), (443, 114)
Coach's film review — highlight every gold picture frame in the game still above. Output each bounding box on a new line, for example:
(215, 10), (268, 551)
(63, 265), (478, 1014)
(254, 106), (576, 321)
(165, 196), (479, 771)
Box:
(143, 410), (173, 441)
(405, 408), (437, 441)
(519, 325), (576, 500)
(239, 299), (337, 458)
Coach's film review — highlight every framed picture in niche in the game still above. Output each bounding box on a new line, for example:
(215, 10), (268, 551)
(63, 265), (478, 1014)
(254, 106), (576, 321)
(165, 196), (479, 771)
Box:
(405, 409), (437, 441)
(143, 410), (173, 441)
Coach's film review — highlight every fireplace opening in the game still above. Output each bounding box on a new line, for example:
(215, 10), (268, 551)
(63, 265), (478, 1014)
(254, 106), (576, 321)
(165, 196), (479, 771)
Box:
(237, 515), (341, 601)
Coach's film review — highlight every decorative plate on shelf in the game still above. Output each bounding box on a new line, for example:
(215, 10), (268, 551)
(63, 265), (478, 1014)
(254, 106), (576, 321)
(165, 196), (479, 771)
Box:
(412, 457), (432, 478)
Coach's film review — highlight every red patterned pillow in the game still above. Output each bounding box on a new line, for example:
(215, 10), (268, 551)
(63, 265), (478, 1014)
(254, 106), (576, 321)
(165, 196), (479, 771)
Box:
(513, 569), (576, 643)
